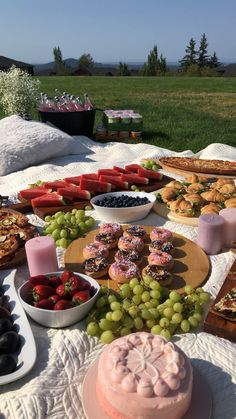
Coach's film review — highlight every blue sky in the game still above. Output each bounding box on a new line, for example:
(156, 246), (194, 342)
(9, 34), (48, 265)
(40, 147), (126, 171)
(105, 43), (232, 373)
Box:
(1, 0), (236, 64)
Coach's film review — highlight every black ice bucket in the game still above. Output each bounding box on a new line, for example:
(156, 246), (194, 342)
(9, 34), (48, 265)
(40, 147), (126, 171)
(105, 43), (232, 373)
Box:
(38, 109), (96, 136)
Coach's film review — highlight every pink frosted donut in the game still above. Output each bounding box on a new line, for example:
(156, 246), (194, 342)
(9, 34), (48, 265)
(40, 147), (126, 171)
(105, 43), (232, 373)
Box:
(123, 225), (147, 240)
(149, 240), (174, 255)
(150, 228), (173, 243)
(114, 249), (142, 265)
(83, 243), (109, 259)
(108, 261), (140, 283)
(99, 223), (123, 238)
(118, 236), (144, 253)
(148, 251), (174, 270)
(94, 233), (118, 250)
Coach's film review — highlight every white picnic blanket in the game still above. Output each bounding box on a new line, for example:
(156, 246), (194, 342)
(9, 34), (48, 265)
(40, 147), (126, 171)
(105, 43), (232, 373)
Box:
(0, 138), (236, 419)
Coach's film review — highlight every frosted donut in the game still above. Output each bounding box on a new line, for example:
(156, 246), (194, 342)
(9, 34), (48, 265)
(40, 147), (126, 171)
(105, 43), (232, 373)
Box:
(94, 233), (118, 250)
(84, 257), (109, 278)
(142, 265), (172, 286)
(123, 225), (147, 240)
(99, 223), (123, 238)
(149, 240), (174, 255)
(148, 251), (174, 270)
(108, 261), (140, 283)
(114, 249), (142, 265)
(118, 236), (144, 253)
(83, 243), (109, 259)
(150, 228), (173, 243)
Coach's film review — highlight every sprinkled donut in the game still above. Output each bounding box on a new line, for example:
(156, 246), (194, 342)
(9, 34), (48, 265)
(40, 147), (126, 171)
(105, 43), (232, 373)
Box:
(114, 249), (142, 265)
(148, 251), (174, 270)
(142, 265), (172, 286)
(83, 243), (109, 260)
(149, 240), (174, 255)
(118, 236), (144, 253)
(99, 223), (123, 238)
(150, 228), (173, 243)
(123, 225), (147, 240)
(94, 233), (118, 250)
(84, 257), (109, 278)
(108, 261), (140, 283)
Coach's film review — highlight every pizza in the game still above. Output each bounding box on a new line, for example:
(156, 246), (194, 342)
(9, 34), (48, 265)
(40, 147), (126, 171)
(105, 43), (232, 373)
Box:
(159, 157), (236, 176)
(211, 286), (236, 321)
(0, 208), (38, 268)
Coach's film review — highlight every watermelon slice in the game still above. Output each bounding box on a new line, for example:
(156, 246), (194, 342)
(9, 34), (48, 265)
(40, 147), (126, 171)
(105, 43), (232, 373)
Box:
(80, 177), (112, 193)
(97, 169), (121, 176)
(81, 173), (99, 180)
(137, 167), (163, 180)
(125, 164), (142, 173)
(32, 193), (65, 208)
(99, 175), (129, 189)
(113, 166), (132, 174)
(43, 180), (72, 190)
(64, 176), (81, 185)
(19, 187), (52, 200)
(57, 187), (91, 200)
(121, 174), (149, 185)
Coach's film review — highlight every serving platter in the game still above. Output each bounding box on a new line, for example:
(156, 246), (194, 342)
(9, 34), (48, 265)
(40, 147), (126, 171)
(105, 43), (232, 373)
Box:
(0, 272), (37, 385)
(82, 360), (212, 419)
(64, 225), (210, 293)
(204, 259), (236, 342)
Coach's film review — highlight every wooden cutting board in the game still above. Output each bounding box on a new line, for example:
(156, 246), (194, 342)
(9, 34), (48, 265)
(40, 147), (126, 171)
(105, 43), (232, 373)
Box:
(204, 259), (236, 342)
(64, 225), (210, 293)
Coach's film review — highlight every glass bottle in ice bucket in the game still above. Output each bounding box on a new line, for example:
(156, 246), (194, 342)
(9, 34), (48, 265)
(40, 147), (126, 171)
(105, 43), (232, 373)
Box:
(83, 93), (94, 110)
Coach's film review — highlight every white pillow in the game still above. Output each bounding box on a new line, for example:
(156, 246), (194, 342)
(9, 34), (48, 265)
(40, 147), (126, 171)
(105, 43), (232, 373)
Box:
(0, 115), (91, 175)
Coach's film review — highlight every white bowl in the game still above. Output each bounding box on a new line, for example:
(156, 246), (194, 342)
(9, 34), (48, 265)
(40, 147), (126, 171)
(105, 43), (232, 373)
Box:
(18, 272), (100, 328)
(90, 191), (156, 223)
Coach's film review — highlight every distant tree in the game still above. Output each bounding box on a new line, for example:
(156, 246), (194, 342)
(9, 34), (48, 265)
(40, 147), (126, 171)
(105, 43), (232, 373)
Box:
(143, 45), (167, 76)
(53, 46), (67, 75)
(78, 53), (94, 70)
(179, 38), (198, 70)
(208, 51), (221, 68)
(117, 62), (130, 76)
(198, 33), (210, 68)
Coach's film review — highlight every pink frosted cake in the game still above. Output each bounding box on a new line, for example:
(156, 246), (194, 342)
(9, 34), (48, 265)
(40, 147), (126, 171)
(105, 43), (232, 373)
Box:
(96, 332), (193, 419)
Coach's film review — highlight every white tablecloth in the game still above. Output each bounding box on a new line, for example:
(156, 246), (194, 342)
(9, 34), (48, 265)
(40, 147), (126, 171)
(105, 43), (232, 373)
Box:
(0, 139), (236, 419)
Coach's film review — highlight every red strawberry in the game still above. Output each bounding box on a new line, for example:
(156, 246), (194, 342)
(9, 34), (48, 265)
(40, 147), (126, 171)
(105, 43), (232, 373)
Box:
(61, 271), (74, 284)
(49, 275), (62, 288)
(57, 275), (83, 296)
(49, 294), (61, 304)
(55, 284), (70, 298)
(29, 275), (51, 287)
(33, 285), (55, 302)
(34, 299), (54, 310)
(72, 290), (90, 305)
(54, 300), (73, 310)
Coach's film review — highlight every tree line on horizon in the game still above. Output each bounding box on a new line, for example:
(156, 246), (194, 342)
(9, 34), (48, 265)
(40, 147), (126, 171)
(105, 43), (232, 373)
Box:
(53, 33), (221, 77)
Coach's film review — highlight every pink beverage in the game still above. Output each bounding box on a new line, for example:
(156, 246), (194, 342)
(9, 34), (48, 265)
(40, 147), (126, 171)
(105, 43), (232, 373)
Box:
(25, 236), (59, 276)
(196, 214), (225, 255)
(83, 93), (94, 110)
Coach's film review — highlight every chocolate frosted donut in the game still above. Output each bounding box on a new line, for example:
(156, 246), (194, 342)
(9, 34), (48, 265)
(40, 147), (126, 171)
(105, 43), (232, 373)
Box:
(149, 240), (174, 255)
(109, 261), (140, 283)
(94, 233), (118, 249)
(114, 249), (142, 265)
(123, 225), (147, 240)
(142, 265), (172, 286)
(84, 257), (109, 278)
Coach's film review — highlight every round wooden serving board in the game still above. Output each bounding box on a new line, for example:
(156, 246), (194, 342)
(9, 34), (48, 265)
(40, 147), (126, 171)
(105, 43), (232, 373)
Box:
(158, 162), (236, 179)
(64, 225), (210, 293)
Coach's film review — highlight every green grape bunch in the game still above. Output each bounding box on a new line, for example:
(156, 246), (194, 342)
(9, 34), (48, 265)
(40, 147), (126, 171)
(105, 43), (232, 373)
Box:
(86, 277), (210, 344)
(43, 208), (96, 248)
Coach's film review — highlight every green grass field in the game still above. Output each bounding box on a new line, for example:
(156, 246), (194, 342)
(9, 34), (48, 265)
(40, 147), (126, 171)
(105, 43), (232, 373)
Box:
(8, 76), (236, 153)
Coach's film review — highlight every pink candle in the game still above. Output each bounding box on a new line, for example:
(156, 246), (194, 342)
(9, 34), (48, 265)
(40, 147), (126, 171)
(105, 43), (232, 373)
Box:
(219, 208), (236, 248)
(25, 236), (59, 276)
(196, 214), (225, 255)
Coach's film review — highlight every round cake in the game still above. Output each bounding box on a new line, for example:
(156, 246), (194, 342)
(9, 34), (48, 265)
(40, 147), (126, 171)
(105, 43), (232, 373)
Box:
(96, 332), (193, 419)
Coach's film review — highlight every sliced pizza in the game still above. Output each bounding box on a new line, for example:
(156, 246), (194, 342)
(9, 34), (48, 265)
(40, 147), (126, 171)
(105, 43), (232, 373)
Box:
(159, 157), (236, 176)
(211, 286), (236, 321)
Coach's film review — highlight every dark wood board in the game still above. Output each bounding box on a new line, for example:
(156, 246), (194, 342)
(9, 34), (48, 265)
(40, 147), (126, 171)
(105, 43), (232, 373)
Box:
(204, 259), (236, 342)
(7, 175), (174, 220)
